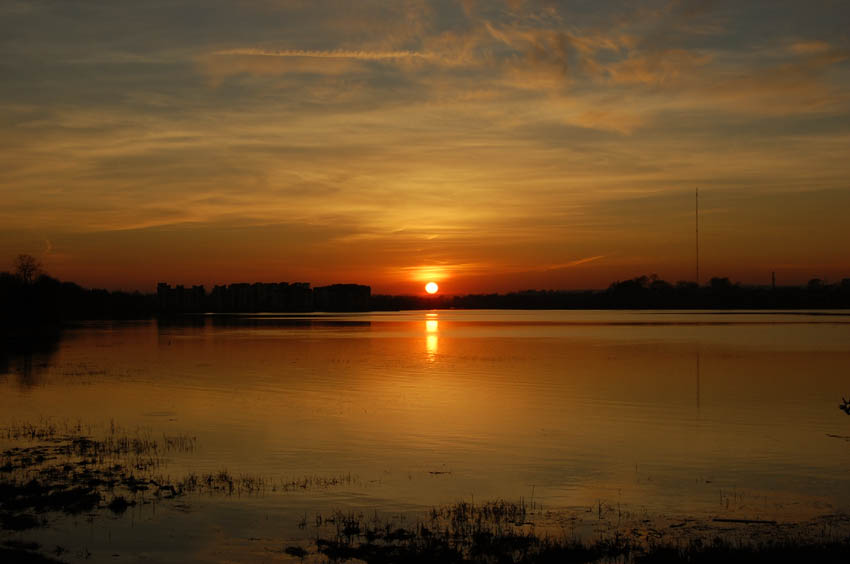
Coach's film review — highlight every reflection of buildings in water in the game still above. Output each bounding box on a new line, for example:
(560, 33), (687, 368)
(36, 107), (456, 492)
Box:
(425, 314), (438, 359)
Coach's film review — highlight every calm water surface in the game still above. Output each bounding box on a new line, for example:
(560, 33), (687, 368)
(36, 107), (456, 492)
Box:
(2, 310), (850, 561)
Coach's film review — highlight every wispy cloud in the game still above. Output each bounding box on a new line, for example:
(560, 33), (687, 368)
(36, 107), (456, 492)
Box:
(545, 256), (606, 271)
(212, 48), (435, 60)
(788, 40), (831, 55)
(2, 1), (850, 291)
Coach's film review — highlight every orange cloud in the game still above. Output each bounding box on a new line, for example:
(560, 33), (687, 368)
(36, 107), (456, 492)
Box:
(212, 48), (435, 60)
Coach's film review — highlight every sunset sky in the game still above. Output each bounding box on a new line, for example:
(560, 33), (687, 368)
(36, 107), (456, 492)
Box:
(2, 0), (849, 294)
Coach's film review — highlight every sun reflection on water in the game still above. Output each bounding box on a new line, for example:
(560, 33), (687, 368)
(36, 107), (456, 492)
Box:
(425, 314), (438, 360)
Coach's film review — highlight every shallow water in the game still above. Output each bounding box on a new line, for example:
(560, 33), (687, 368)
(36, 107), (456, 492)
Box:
(2, 310), (850, 561)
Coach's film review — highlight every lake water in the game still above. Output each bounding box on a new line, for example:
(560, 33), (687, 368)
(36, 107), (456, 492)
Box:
(2, 310), (850, 561)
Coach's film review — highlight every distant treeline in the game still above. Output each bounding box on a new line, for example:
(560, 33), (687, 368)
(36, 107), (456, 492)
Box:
(3, 258), (850, 328)
(1, 271), (155, 328)
(373, 275), (850, 311)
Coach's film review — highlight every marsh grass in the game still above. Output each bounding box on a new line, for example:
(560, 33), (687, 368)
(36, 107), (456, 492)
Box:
(4, 420), (850, 563)
(0, 419), (360, 538)
(301, 500), (850, 564)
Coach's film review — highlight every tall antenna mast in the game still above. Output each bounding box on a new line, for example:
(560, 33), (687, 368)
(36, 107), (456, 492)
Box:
(695, 187), (700, 285)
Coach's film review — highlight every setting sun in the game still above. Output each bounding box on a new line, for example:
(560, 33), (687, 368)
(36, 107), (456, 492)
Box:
(425, 282), (439, 294)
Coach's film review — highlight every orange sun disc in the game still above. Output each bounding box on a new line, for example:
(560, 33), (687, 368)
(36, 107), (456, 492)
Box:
(425, 282), (439, 294)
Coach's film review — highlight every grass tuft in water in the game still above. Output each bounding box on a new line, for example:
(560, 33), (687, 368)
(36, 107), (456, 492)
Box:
(305, 501), (850, 564)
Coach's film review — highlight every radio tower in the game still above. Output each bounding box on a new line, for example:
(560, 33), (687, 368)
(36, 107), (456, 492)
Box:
(695, 188), (700, 286)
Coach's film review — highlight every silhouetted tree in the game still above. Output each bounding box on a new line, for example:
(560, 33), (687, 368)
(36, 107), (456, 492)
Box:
(649, 278), (673, 292)
(709, 277), (732, 290)
(13, 254), (41, 284)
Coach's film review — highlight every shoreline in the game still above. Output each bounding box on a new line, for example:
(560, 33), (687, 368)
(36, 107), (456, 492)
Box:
(3, 425), (850, 563)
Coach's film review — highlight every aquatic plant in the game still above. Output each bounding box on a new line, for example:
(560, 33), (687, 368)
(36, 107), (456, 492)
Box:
(0, 420), (362, 536)
(303, 501), (850, 564)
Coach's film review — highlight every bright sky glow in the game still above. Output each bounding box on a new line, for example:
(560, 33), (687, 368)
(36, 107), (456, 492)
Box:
(2, 1), (849, 292)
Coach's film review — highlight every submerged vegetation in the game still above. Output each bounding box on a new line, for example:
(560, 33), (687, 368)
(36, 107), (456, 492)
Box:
(294, 500), (850, 564)
(0, 420), (196, 537)
(0, 420), (359, 542)
(3, 420), (850, 563)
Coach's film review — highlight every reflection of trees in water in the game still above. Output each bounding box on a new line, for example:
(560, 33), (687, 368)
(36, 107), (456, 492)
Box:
(841, 398), (850, 415)
(0, 328), (62, 388)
